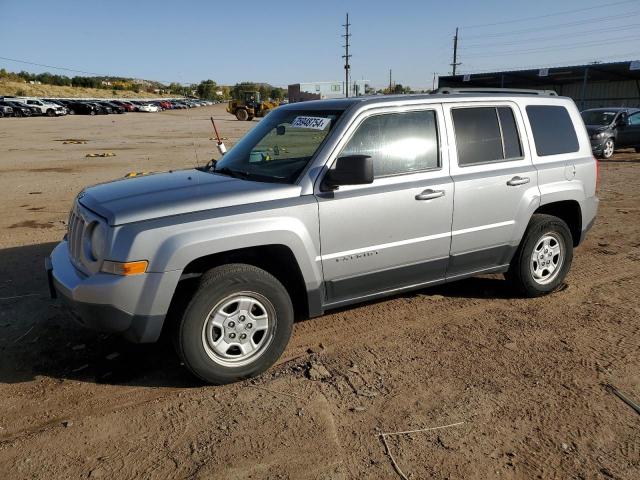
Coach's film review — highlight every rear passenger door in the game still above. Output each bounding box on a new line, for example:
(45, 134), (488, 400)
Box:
(443, 102), (540, 278)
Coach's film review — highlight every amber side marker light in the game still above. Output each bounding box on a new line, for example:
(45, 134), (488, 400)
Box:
(101, 260), (148, 276)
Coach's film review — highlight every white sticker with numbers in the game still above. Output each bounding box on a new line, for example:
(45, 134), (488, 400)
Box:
(291, 116), (331, 130)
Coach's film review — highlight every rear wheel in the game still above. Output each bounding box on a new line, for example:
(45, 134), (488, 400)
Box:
(68, 109), (75, 115)
(235, 109), (249, 121)
(176, 264), (294, 384)
(506, 214), (573, 297)
(602, 138), (615, 159)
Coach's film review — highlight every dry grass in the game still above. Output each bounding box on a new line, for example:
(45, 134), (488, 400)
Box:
(0, 79), (172, 98)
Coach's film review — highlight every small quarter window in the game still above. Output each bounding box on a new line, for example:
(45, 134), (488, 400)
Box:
(526, 105), (579, 156)
(340, 110), (440, 177)
(452, 106), (523, 166)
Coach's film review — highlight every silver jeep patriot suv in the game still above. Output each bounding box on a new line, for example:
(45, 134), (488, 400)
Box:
(46, 89), (598, 384)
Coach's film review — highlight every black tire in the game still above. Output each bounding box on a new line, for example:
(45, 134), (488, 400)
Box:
(247, 115), (254, 121)
(635, 147), (640, 153)
(601, 138), (615, 159)
(89, 110), (96, 116)
(68, 109), (75, 115)
(235, 109), (249, 121)
(176, 264), (294, 385)
(46, 109), (56, 117)
(506, 214), (573, 297)
(15, 110), (23, 118)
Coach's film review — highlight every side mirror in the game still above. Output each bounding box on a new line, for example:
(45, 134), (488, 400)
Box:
(323, 155), (373, 190)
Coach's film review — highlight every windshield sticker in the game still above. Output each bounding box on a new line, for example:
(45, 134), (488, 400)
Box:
(291, 116), (331, 130)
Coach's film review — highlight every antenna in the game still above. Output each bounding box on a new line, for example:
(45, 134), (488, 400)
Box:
(451, 27), (461, 75)
(342, 13), (351, 98)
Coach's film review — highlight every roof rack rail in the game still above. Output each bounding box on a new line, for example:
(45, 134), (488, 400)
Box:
(432, 87), (557, 96)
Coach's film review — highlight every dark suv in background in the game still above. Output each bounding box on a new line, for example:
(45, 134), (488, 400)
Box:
(581, 107), (640, 158)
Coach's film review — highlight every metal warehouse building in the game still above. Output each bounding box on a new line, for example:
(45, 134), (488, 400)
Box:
(438, 60), (640, 110)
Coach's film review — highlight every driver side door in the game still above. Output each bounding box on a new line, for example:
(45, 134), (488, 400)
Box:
(316, 105), (454, 308)
(617, 111), (640, 148)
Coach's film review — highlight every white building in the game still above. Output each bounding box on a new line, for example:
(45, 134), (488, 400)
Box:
(288, 80), (370, 103)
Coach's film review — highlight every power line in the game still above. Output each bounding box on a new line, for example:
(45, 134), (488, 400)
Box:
(457, 51), (640, 74)
(461, 10), (640, 40)
(460, 23), (640, 50)
(469, 34), (640, 58)
(0, 55), (195, 85)
(462, 0), (639, 28)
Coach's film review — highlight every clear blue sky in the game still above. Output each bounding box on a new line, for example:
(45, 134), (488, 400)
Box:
(1, 0), (639, 89)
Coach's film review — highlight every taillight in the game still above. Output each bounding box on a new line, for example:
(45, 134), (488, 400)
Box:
(594, 156), (600, 195)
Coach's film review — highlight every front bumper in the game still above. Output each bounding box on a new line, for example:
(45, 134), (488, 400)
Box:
(46, 241), (181, 343)
(590, 137), (607, 155)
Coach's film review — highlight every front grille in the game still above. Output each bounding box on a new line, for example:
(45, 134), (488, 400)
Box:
(67, 205), (87, 269)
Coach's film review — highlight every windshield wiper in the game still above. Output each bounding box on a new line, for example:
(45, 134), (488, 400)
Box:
(213, 166), (249, 180)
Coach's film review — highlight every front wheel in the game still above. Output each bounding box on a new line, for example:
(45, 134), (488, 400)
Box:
(176, 264), (294, 384)
(235, 109), (249, 121)
(601, 138), (615, 159)
(506, 214), (573, 297)
(46, 109), (56, 117)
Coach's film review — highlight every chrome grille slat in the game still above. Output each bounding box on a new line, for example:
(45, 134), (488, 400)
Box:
(67, 204), (87, 270)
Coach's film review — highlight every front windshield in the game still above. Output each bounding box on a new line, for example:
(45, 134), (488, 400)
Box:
(214, 108), (343, 183)
(581, 110), (617, 126)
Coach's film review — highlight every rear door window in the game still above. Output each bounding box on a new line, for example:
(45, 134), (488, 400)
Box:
(526, 105), (579, 156)
(452, 106), (522, 166)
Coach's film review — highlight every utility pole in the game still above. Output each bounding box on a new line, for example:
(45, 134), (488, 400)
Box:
(389, 69), (392, 92)
(342, 13), (351, 98)
(451, 27), (461, 75)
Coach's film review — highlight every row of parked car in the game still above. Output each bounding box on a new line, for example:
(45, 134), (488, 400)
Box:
(0, 96), (213, 117)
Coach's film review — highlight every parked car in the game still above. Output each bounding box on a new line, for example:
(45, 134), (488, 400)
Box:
(65, 102), (99, 115)
(43, 99), (70, 114)
(84, 102), (110, 114)
(0, 101), (32, 117)
(46, 89), (598, 384)
(15, 98), (66, 116)
(581, 107), (640, 158)
(137, 103), (160, 112)
(97, 101), (125, 114)
(111, 100), (136, 112)
(0, 105), (13, 117)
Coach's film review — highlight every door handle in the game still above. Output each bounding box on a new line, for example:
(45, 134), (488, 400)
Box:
(415, 189), (445, 201)
(506, 176), (530, 186)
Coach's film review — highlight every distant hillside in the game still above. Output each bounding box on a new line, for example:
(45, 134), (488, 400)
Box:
(0, 80), (173, 99)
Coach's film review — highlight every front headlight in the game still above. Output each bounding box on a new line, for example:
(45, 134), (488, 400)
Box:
(88, 222), (107, 262)
(591, 131), (606, 139)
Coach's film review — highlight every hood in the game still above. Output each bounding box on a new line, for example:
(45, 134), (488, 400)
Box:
(585, 125), (611, 135)
(78, 169), (302, 225)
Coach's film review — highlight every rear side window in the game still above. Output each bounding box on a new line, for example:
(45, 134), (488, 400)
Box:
(452, 106), (522, 166)
(628, 112), (640, 126)
(526, 105), (579, 156)
(341, 110), (440, 177)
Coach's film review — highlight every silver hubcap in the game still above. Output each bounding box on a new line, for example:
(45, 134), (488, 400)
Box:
(604, 139), (614, 157)
(530, 233), (564, 285)
(201, 292), (275, 367)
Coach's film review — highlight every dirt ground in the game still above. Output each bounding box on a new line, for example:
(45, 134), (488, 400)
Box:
(0, 104), (639, 479)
